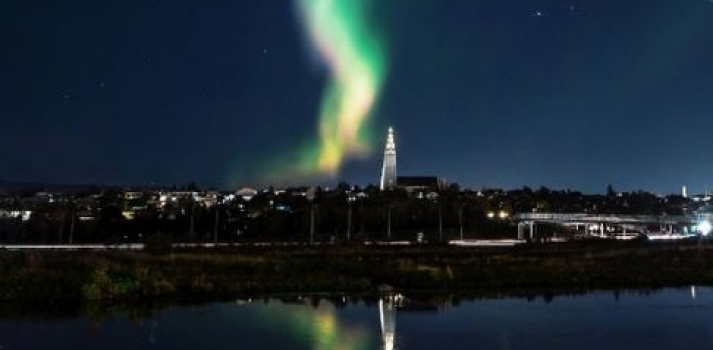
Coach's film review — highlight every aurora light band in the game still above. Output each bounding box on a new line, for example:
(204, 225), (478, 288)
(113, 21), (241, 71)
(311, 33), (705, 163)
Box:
(294, 0), (386, 177)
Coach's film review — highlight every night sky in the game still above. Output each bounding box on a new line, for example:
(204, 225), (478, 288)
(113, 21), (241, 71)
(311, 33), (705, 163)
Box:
(2, 0), (713, 193)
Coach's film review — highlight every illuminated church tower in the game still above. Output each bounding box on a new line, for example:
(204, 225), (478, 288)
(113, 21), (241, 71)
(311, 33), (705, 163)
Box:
(380, 127), (397, 190)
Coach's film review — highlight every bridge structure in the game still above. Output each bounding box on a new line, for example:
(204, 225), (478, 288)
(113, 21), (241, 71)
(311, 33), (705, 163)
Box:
(512, 212), (698, 240)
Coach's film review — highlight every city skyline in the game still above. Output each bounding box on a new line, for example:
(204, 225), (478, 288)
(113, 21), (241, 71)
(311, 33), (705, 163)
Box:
(2, 1), (713, 193)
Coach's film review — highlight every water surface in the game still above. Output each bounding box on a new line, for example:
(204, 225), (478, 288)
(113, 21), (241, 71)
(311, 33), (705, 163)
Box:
(1, 288), (712, 349)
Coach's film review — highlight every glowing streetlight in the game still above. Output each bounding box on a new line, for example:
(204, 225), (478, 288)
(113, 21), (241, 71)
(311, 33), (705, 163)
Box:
(306, 187), (317, 244)
(698, 220), (712, 236)
(458, 203), (465, 240)
(346, 194), (356, 242)
(386, 204), (392, 242)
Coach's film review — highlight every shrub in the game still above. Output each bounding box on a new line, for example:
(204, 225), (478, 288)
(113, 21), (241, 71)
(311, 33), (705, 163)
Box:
(82, 264), (137, 300)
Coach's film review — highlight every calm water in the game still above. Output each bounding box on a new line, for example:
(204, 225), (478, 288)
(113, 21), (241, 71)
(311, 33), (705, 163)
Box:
(2, 288), (713, 349)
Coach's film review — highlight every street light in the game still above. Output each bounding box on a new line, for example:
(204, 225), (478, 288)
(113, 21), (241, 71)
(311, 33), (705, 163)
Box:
(213, 205), (220, 244)
(346, 194), (356, 242)
(438, 202), (443, 241)
(306, 187), (316, 244)
(459, 203), (465, 240)
(68, 202), (75, 245)
(698, 220), (712, 236)
(387, 204), (392, 242)
(189, 202), (196, 242)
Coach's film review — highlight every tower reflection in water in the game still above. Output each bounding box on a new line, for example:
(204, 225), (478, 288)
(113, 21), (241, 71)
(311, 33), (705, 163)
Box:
(240, 293), (408, 349)
(379, 293), (404, 350)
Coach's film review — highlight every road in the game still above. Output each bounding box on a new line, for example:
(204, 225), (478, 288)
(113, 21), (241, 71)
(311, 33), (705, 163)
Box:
(0, 239), (528, 250)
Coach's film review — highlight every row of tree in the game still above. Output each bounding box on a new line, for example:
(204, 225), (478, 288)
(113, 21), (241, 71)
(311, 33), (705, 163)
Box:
(0, 184), (697, 244)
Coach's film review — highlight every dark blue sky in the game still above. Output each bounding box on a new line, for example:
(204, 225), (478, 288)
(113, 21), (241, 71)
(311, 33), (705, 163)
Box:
(2, 0), (712, 193)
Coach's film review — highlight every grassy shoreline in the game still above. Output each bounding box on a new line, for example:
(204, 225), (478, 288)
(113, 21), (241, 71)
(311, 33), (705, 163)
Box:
(2, 240), (713, 301)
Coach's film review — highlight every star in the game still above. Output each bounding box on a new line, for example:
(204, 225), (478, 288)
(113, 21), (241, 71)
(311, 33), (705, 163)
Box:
(534, 10), (543, 17)
(262, 48), (269, 54)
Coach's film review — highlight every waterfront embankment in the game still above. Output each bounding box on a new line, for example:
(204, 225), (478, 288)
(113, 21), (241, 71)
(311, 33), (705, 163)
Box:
(2, 240), (713, 301)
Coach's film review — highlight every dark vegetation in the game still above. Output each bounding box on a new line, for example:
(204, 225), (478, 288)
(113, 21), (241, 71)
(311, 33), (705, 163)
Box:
(2, 240), (713, 302)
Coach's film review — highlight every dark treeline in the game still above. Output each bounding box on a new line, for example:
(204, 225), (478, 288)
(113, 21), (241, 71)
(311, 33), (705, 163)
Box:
(0, 183), (695, 244)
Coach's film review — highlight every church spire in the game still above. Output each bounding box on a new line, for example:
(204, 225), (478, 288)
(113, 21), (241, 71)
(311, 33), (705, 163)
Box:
(380, 127), (397, 190)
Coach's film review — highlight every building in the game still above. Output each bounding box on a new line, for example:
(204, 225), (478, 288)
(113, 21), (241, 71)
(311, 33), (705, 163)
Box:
(380, 127), (397, 190)
(397, 176), (446, 198)
(236, 187), (258, 201)
(379, 127), (446, 195)
(124, 191), (144, 201)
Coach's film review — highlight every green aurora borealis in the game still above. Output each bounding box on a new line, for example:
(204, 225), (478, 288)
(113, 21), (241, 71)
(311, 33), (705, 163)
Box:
(287, 0), (386, 180)
(297, 0), (384, 176)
